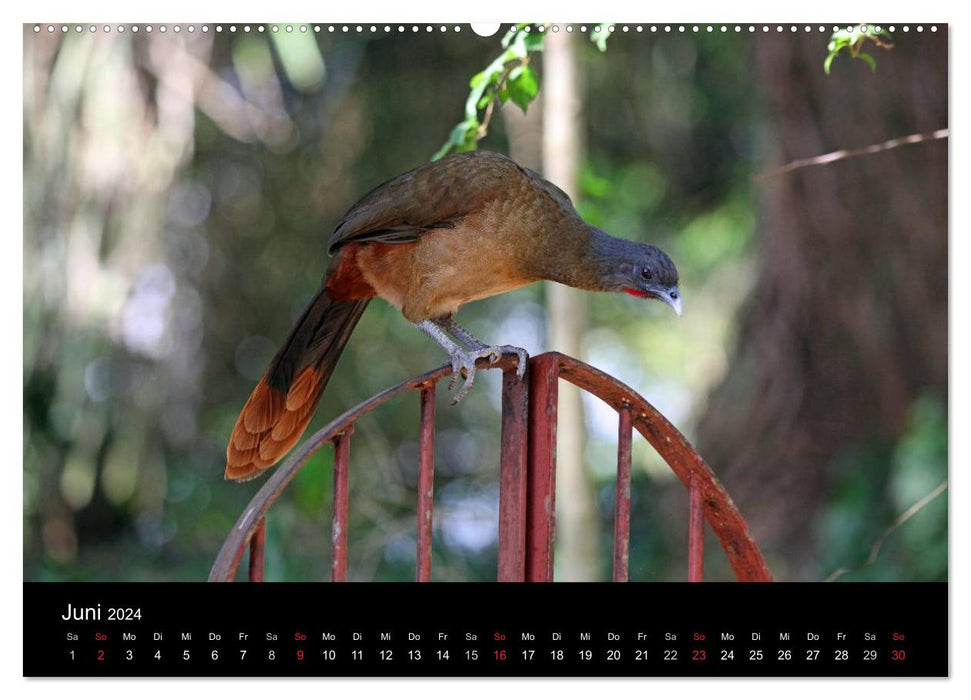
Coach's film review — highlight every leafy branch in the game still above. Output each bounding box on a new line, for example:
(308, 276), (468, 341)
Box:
(824, 26), (894, 74)
(433, 24), (544, 160)
(590, 24), (610, 52)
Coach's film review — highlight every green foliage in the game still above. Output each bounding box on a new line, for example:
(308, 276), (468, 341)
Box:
(433, 25), (544, 159)
(824, 26), (893, 74)
(590, 25), (610, 52)
(506, 64), (540, 111)
(818, 395), (947, 581)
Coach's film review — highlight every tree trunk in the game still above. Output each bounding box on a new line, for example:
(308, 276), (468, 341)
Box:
(697, 30), (947, 579)
(542, 30), (599, 581)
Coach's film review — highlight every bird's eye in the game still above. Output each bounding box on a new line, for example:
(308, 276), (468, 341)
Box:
(640, 267), (653, 282)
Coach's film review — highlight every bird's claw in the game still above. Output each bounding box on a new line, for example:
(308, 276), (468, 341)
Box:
(447, 351), (477, 405)
(445, 345), (529, 404)
(447, 352), (473, 395)
(503, 345), (529, 380)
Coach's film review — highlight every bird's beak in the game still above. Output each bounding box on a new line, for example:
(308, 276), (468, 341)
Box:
(652, 286), (683, 317)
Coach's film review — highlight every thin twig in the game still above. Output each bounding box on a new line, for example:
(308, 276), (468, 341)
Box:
(477, 64), (513, 141)
(825, 480), (947, 582)
(754, 129), (948, 182)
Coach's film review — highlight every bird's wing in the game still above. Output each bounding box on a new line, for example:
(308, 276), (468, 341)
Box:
(327, 151), (526, 254)
(519, 165), (577, 213)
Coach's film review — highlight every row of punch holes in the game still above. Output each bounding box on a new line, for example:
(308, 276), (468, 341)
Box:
(33, 24), (939, 35)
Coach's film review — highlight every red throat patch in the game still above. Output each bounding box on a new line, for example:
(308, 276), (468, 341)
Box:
(624, 288), (652, 299)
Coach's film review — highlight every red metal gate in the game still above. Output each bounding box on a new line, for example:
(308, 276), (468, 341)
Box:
(209, 352), (771, 583)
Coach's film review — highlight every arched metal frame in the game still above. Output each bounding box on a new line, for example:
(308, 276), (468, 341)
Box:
(209, 352), (771, 583)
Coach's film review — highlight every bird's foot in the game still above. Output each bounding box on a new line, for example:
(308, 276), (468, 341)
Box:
(446, 345), (529, 404)
(495, 345), (529, 380)
(445, 349), (481, 404)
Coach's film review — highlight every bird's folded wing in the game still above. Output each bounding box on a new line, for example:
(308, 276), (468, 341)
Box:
(327, 151), (527, 254)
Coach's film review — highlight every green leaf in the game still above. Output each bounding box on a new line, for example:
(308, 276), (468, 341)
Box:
(432, 118), (479, 161)
(523, 33), (545, 52)
(500, 24), (522, 48)
(823, 25), (891, 75)
(508, 31), (530, 59)
(503, 24), (538, 51)
(507, 65), (540, 112)
(465, 66), (498, 119)
(857, 52), (878, 72)
(591, 26), (610, 52)
(828, 34), (852, 54)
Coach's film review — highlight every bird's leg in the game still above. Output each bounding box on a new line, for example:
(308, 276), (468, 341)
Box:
(414, 319), (480, 403)
(414, 318), (527, 404)
(438, 316), (528, 381)
(438, 317), (491, 352)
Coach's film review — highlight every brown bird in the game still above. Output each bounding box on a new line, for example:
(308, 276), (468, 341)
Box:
(225, 150), (681, 481)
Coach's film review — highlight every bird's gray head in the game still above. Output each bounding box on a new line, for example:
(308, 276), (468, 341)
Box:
(590, 229), (683, 316)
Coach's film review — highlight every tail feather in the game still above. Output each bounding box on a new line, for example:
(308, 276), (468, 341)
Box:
(225, 290), (370, 481)
(241, 383), (286, 434)
(284, 367), (319, 410)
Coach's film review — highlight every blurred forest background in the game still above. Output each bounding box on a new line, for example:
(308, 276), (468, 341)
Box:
(23, 24), (947, 582)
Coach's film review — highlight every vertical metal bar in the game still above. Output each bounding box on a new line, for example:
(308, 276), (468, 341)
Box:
(688, 475), (705, 582)
(416, 384), (436, 582)
(331, 428), (352, 582)
(526, 354), (559, 582)
(248, 517), (266, 582)
(497, 363), (529, 581)
(613, 406), (633, 582)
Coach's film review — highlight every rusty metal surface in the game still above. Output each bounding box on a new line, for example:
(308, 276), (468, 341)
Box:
(497, 365), (529, 582)
(416, 385), (436, 582)
(331, 429), (352, 582)
(613, 406), (633, 582)
(525, 354), (559, 582)
(688, 477), (705, 582)
(550, 353), (771, 583)
(218, 533), (247, 583)
(210, 350), (770, 584)
(208, 354), (523, 583)
(248, 518), (266, 582)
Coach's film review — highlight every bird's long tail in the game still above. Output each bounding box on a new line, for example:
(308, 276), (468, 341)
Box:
(225, 289), (370, 481)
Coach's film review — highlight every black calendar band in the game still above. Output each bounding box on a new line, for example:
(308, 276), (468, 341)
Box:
(24, 582), (947, 677)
